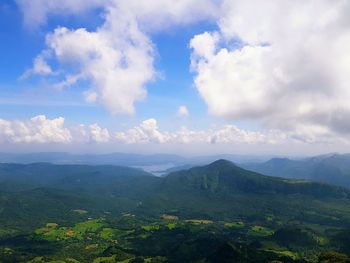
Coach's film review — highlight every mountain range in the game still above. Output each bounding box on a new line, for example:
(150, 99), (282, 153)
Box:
(242, 153), (350, 189)
(1, 160), (349, 227)
(0, 152), (272, 168)
(1, 159), (350, 262)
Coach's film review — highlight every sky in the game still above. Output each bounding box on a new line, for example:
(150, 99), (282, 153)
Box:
(0, 0), (350, 156)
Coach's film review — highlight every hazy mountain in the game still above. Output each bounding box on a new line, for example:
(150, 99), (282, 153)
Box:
(242, 153), (350, 189)
(0, 152), (272, 168)
(1, 160), (350, 262)
(0, 152), (186, 166)
(0, 162), (158, 194)
(1, 160), (349, 225)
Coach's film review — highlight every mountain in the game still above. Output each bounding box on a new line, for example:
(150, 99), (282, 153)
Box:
(145, 160), (350, 223)
(0, 163), (160, 230)
(0, 152), (186, 166)
(0, 152), (273, 176)
(162, 159), (349, 198)
(0, 162), (157, 193)
(1, 160), (349, 219)
(1, 160), (350, 262)
(1, 160), (349, 226)
(242, 154), (350, 189)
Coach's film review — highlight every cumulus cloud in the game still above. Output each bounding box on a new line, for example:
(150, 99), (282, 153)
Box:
(177, 105), (190, 118)
(190, 0), (350, 136)
(73, 124), (111, 143)
(25, 6), (155, 115)
(115, 119), (169, 144)
(0, 116), (347, 146)
(42, 22), (153, 115)
(114, 118), (287, 145)
(20, 0), (218, 115)
(0, 116), (112, 144)
(0, 115), (72, 143)
(16, 0), (350, 146)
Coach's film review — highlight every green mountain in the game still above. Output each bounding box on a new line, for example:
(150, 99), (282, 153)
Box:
(1, 160), (349, 225)
(147, 160), (350, 225)
(242, 154), (350, 189)
(1, 160), (350, 262)
(162, 159), (349, 198)
(0, 163), (158, 192)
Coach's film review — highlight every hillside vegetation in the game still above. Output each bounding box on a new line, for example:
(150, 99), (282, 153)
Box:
(0, 160), (350, 262)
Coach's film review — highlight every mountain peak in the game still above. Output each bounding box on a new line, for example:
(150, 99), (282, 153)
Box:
(208, 159), (236, 168)
(164, 160), (350, 199)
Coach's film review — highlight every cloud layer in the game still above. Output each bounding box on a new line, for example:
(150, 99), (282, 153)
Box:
(21, 0), (218, 115)
(0, 115), (71, 144)
(0, 115), (286, 145)
(15, 0), (350, 150)
(190, 0), (350, 136)
(1, 115), (346, 147)
(114, 119), (286, 145)
(16, 0), (103, 27)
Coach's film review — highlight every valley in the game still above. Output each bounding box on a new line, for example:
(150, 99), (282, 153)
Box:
(0, 160), (349, 262)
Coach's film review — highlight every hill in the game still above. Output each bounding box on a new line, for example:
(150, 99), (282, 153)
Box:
(146, 160), (350, 224)
(0, 152), (186, 166)
(1, 160), (350, 262)
(0, 163), (157, 193)
(1, 160), (349, 225)
(242, 154), (350, 189)
(162, 159), (349, 198)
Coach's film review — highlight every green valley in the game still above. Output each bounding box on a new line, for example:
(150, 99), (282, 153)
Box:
(0, 160), (350, 262)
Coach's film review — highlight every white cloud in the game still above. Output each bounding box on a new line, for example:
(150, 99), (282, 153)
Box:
(114, 118), (287, 145)
(115, 119), (169, 144)
(20, 52), (53, 80)
(0, 116), (347, 147)
(16, 0), (103, 27)
(190, 0), (350, 136)
(88, 123), (110, 143)
(0, 115), (72, 144)
(17, 0), (218, 28)
(0, 116), (112, 145)
(40, 23), (154, 115)
(177, 105), (190, 118)
(73, 123), (110, 143)
(114, 0), (219, 32)
(15, 0), (350, 148)
(20, 0), (219, 115)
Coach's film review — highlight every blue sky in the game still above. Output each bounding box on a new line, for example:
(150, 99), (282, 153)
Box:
(0, 1), (222, 131)
(0, 0), (350, 155)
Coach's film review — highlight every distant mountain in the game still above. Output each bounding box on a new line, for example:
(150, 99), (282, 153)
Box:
(0, 152), (186, 166)
(1, 160), (350, 262)
(1, 160), (350, 229)
(0, 152), (272, 172)
(0, 163), (158, 194)
(0, 163), (159, 229)
(242, 154), (350, 189)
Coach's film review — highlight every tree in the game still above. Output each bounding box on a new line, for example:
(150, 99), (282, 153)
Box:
(318, 252), (350, 263)
(130, 257), (145, 263)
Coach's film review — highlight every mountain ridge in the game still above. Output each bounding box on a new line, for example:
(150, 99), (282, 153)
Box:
(243, 153), (350, 189)
(162, 159), (350, 199)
